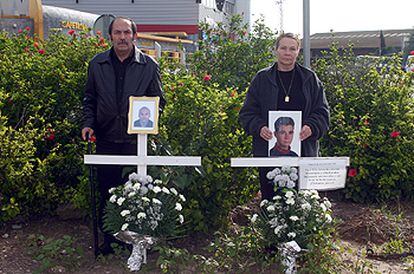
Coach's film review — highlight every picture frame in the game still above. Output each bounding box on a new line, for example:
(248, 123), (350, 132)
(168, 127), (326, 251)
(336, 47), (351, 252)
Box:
(268, 111), (302, 157)
(127, 96), (159, 135)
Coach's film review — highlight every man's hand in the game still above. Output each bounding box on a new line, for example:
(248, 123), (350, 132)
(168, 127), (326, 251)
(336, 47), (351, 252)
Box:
(300, 125), (312, 141)
(82, 127), (95, 141)
(260, 126), (273, 141)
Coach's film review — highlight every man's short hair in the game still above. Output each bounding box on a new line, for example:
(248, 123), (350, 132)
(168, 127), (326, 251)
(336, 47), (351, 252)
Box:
(108, 17), (137, 36)
(275, 32), (301, 49)
(274, 117), (295, 132)
(139, 106), (150, 114)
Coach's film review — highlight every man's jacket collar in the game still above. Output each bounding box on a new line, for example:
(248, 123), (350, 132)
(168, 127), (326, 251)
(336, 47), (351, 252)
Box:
(97, 46), (147, 65)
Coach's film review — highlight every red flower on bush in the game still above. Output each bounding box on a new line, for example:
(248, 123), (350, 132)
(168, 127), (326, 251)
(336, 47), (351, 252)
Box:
(45, 128), (55, 141)
(230, 90), (236, 97)
(68, 29), (75, 35)
(38, 49), (45, 54)
(18, 29), (23, 34)
(96, 30), (102, 36)
(24, 47), (29, 52)
(390, 131), (400, 138)
(89, 135), (96, 143)
(348, 168), (357, 177)
(33, 42), (39, 49)
(363, 119), (369, 126)
(25, 26), (30, 31)
(203, 74), (212, 81)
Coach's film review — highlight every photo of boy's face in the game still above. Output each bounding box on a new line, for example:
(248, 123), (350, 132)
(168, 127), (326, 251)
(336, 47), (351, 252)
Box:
(274, 124), (294, 150)
(139, 107), (150, 122)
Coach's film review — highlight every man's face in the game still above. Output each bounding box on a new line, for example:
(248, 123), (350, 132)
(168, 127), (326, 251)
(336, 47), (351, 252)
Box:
(276, 37), (300, 68)
(275, 124), (294, 150)
(110, 18), (135, 55)
(139, 108), (150, 122)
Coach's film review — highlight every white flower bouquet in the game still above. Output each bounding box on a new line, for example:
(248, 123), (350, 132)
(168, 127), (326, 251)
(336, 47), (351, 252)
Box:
(103, 172), (185, 239)
(251, 166), (333, 249)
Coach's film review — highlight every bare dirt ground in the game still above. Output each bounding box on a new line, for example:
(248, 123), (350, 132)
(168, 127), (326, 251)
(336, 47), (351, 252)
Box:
(1, 200), (413, 274)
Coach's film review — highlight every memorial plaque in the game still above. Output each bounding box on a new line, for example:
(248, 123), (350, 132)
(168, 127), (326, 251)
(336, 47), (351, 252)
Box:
(298, 158), (349, 190)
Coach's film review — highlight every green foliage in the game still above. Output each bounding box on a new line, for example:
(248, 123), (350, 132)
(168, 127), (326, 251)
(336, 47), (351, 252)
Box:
(0, 29), (109, 222)
(315, 47), (414, 202)
(160, 65), (256, 231)
(27, 234), (85, 273)
(188, 15), (276, 91)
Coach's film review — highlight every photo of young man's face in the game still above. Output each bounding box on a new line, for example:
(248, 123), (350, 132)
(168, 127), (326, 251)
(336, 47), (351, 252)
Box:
(275, 124), (294, 150)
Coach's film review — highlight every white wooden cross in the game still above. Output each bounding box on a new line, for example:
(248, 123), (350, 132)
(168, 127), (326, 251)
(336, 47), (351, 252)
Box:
(84, 134), (201, 175)
(231, 156), (350, 190)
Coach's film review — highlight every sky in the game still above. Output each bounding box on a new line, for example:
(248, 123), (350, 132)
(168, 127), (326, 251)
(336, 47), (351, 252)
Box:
(251, 0), (414, 36)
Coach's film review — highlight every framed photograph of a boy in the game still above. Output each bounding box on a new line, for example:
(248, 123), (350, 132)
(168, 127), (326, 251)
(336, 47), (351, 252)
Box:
(127, 96), (159, 135)
(268, 111), (301, 157)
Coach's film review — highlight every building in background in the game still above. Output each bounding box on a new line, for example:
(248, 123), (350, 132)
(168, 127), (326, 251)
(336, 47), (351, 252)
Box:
(41, 0), (251, 41)
(309, 29), (413, 57)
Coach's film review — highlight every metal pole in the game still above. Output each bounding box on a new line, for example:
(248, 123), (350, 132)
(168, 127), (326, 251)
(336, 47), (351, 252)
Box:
(87, 133), (99, 258)
(303, 0), (311, 68)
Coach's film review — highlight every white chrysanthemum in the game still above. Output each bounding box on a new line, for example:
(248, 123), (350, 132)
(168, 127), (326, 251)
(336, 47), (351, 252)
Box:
(154, 179), (162, 185)
(251, 214), (258, 223)
(175, 202), (182, 211)
(140, 186), (149, 195)
(281, 166), (290, 172)
(274, 175), (282, 183)
(273, 195), (282, 200)
(109, 194), (117, 203)
(128, 172), (139, 181)
(289, 173), (298, 181)
(320, 203), (327, 212)
(266, 205), (275, 212)
(289, 216), (299, 222)
(133, 182), (141, 190)
(162, 187), (170, 194)
(152, 198), (162, 205)
(128, 191), (136, 198)
(121, 223), (129, 231)
(301, 202), (311, 211)
(274, 168), (281, 175)
(142, 197), (150, 203)
(137, 212), (146, 219)
(266, 171), (275, 180)
(274, 225), (283, 235)
(290, 167), (298, 174)
(260, 199), (269, 207)
(146, 175), (153, 183)
(278, 180), (286, 188)
(117, 197), (126, 206)
(153, 186), (162, 193)
(170, 188), (178, 195)
(286, 180), (295, 189)
(147, 184), (154, 190)
(124, 181), (133, 189)
(325, 214), (332, 223)
(323, 199), (332, 209)
(120, 210), (130, 217)
(179, 194), (186, 202)
(286, 198), (295, 205)
(287, 232), (296, 238)
(285, 191), (294, 198)
(108, 187), (116, 194)
(178, 214), (184, 224)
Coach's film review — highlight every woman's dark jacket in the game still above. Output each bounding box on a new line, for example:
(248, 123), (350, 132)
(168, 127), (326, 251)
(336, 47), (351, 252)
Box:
(239, 62), (329, 157)
(83, 46), (165, 143)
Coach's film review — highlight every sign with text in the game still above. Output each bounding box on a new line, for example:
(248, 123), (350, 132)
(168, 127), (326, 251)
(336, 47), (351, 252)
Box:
(299, 158), (348, 190)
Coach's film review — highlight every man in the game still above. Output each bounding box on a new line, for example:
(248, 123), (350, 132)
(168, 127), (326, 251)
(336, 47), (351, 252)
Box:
(269, 117), (298, 157)
(239, 32), (329, 200)
(134, 106), (153, 128)
(81, 17), (166, 254)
